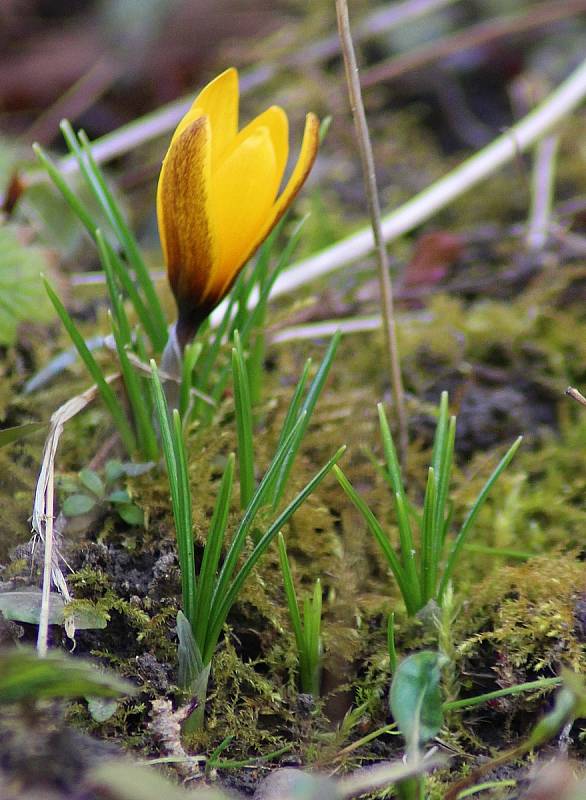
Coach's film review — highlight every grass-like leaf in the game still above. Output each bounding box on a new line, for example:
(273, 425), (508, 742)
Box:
(337, 393), (521, 615)
(203, 444), (345, 664)
(34, 141), (162, 348)
(192, 454), (235, 648)
(0, 422), (44, 448)
(270, 330), (341, 507)
(110, 314), (158, 460)
(377, 404), (421, 607)
(66, 123), (167, 348)
(333, 464), (417, 614)
(96, 229), (131, 346)
(232, 332), (255, 509)
(32, 143), (97, 233)
(150, 361), (197, 622)
(438, 435), (523, 601)
(44, 277), (137, 456)
(208, 411), (309, 625)
(278, 532), (323, 696)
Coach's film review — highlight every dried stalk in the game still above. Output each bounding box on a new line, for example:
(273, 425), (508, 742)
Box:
(33, 376), (119, 655)
(335, 0), (408, 463)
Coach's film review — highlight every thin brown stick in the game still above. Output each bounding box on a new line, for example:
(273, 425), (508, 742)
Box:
(566, 387), (586, 408)
(335, 0), (408, 464)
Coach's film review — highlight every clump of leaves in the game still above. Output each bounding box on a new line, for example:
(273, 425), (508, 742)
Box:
(150, 332), (345, 730)
(57, 459), (153, 526)
(277, 531), (323, 697)
(334, 392), (521, 615)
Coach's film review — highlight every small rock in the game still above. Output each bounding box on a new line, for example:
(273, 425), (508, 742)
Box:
(253, 768), (337, 800)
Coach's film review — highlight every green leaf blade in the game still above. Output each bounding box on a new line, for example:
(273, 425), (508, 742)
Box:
(390, 651), (445, 753)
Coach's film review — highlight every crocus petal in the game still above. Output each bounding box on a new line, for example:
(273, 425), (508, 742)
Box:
(216, 105), (289, 186)
(214, 112), (319, 299)
(156, 116), (215, 314)
(157, 67), (320, 337)
(268, 112), (320, 227)
(172, 68), (239, 169)
(205, 126), (281, 304)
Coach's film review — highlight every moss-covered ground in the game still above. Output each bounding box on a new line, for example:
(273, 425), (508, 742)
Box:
(0, 2), (585, 798)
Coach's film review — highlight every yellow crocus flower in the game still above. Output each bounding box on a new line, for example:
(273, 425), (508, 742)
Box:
(157, 67), (319, 345)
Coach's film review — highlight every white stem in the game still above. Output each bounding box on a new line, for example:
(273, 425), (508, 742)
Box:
(526, 134), (560, 251)
(271, 315), (383, 344)
(36, 466), (54, 657)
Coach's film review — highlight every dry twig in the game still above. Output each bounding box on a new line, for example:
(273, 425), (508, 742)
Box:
(335, 0), (408, 464)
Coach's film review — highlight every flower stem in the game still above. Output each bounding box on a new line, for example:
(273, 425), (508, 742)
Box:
(335, 0), (408, 465)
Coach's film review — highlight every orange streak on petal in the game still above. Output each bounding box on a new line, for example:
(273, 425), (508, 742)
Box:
(156, 116), (216, 314)
(157, 66), (319, 320)
(168, 68), (239, 167)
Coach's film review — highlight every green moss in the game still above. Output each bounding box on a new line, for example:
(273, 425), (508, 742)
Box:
(68, 566), (177, 662)
(199, 639), (291, 755)
(460, 554), (585, 679)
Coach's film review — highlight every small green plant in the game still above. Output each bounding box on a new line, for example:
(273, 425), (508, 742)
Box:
(150, 334), (344, 729)
(36, 123), (311, 460)
(390, 650), (446, 800)
(334, 392), (522, 615)
(389, 651), (571, 800)
(57, 459), (152, 526)
(277, 532), (323, 697)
